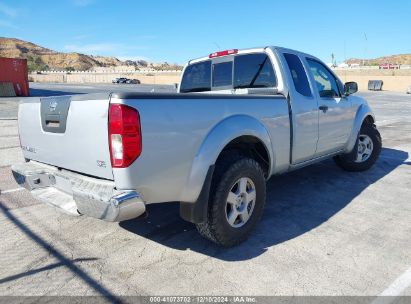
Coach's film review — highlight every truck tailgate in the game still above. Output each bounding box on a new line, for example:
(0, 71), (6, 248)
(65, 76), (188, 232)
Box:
(18, 93), (113, 180)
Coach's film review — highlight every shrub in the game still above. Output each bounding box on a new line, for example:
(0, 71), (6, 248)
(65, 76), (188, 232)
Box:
(27, 56), (49, 72)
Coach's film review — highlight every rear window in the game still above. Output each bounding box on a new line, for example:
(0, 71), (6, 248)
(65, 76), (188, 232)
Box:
(212, 62), (233, 87)
(283, 53), (312, 97)
(180, 60), (211, 93)
(234, 54), (276, 88)
(180, 52), (277, 92)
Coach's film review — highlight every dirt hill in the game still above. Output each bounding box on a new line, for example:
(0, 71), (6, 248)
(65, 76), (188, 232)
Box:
(0, 37), (128, 71)
(346, 54), (411, 66)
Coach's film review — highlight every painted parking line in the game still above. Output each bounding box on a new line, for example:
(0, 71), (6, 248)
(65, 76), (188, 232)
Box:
(372, 266), (411, 304)
(380, 155), (411, 163)
(0, 187), (24, 194)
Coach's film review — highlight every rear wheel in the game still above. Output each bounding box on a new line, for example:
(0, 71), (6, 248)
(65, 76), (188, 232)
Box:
(196, 155), (266, 247)
(334, 123), (382, 172)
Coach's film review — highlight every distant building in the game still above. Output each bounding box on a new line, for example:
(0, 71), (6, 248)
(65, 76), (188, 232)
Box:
(379, 63), (400, 70)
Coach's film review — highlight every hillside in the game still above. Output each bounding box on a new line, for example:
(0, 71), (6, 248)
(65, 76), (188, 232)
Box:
(346, 54), (411, 66)
(0, 37), (125, 71)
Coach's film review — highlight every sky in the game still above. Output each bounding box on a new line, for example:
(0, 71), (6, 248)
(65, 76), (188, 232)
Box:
(0, 0), (410, 64)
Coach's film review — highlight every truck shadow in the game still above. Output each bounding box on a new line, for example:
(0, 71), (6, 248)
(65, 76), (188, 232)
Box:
(120, 147), (409, 261)
(0, 203), (121, 302)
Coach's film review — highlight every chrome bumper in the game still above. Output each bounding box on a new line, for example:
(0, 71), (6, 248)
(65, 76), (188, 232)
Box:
(11, 161), (145, 222)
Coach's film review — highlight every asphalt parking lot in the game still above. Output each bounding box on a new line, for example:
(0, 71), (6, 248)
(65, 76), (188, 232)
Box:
(0, 84), (410, 299)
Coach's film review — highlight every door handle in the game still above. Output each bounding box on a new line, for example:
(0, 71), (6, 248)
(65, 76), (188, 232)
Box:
(319, 105), (328, 113)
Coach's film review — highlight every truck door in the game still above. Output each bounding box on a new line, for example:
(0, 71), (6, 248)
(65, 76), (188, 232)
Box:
(305, 58), (353, 156)
(282, 52), (319, 164)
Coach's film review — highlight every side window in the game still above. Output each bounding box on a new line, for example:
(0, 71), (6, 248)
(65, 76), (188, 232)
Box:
(180, 60), (211, 93)
(212, 61), (233, 87)
(234, 53), (276, 88)
(307, 59), (340, 98)
(283, 53), (312, 97)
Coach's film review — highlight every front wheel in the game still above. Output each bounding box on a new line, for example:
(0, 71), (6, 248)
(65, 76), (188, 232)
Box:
(334, 123), (382, 172)
(196, 156), (266, 247)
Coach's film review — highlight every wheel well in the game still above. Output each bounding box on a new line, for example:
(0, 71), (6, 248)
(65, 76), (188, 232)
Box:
(363, 115), (375, 126)
(216, 136), (270, 178)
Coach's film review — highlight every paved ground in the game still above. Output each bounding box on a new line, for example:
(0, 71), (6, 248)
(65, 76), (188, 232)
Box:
(0, 85), (410, 299)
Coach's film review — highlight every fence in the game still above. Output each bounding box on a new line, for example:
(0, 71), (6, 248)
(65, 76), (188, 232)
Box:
(28, 69), (411, 92)
(29, 71), (182, 85)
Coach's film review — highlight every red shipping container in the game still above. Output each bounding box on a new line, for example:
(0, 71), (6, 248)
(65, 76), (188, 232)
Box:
(0, 57), (29, 96)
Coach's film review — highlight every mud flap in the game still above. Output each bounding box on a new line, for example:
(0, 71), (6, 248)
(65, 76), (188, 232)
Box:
(179, 165), (215, 224)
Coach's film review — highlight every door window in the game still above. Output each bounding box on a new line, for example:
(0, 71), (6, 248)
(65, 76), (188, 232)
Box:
(307, 59), (340, 98)
(283, 53), (312, 97)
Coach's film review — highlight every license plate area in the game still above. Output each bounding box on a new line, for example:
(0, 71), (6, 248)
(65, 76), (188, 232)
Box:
(54, 174), (73, 195)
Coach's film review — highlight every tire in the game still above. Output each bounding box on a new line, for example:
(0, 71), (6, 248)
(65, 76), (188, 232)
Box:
(334, 123), (382, 172)
(196, 154), (266, 247)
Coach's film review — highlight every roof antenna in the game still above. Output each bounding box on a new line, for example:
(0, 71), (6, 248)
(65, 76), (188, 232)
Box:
(213, 42), (221, 50)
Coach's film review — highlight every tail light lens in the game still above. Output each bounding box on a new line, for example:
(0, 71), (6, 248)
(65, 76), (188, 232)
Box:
(108, 104), (142, 168)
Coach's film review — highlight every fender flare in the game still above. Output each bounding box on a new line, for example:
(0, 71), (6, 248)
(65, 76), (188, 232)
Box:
(180, 114), (274, 204)
(345, 103), (375, 154)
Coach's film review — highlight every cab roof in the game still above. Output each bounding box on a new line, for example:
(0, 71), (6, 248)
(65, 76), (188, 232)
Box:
(187, 46), (316, 65)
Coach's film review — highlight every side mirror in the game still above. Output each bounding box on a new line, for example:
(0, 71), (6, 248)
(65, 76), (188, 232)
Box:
(344, 81), (358, 95)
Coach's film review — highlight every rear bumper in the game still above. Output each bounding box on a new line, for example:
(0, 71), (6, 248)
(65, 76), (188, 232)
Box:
(11, 161), (145, 222)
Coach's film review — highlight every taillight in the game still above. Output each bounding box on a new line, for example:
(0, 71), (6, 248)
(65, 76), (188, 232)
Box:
(108, 104), (141, 168)
(209, 49), (238, 58)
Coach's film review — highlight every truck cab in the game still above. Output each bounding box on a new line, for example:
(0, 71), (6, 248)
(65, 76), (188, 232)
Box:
(179, 46), (362, 164)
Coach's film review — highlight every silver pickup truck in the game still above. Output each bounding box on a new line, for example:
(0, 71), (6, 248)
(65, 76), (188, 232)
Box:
(12, 46), (381, 246)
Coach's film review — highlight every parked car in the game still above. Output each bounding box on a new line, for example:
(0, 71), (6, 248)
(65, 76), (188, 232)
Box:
(117, 77), (128, 84)
(111, 78), (120, 83)
(126, 79), (141, 84)
(407, 85), (411, 94)
(12, 46), (381, 247)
